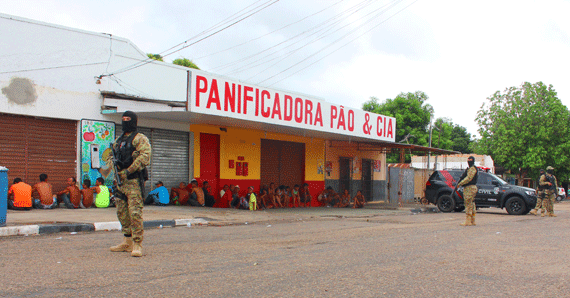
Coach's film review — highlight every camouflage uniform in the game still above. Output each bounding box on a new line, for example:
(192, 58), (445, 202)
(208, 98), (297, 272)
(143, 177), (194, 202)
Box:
(531, 173), (547, 215)
(115, 133), (151, 243)
(542, 172), (558, 216)
(458, 166), (478, 218)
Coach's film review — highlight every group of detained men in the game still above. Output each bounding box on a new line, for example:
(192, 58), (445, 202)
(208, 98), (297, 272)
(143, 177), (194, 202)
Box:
(149, 180), (367, 210)
(7, 173), (113, 210)
(8, 174), (368, 211)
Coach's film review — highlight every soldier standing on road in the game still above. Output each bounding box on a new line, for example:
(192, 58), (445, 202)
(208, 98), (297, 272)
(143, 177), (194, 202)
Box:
(530, 169), (546, 215)
(457, 156), (478, 226)
(109, 111), (151, 257)
(541, 166), (558, 217)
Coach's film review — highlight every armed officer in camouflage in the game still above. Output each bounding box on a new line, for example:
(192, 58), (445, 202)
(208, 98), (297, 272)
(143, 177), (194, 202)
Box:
(457, 156), (478, 226)
(530, 169), (546, 216)
(540, 166), (558, 217)
(110, 111), (151, 257)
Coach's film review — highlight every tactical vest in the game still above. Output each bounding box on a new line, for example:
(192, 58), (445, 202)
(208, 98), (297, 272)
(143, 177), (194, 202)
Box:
(459, 166), (478, 186)
(546, 174), (556, 190)
(116, 131), (148, 181)
(537, 174), (547, 190)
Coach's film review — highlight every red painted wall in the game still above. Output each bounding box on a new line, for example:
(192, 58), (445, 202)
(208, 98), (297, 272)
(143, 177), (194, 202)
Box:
(209, 179), (325, 208)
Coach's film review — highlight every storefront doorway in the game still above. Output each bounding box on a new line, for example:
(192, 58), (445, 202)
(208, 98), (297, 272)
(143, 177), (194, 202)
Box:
(260, 139), (305, 188)
(361, 159), (372, 201)
(339, 157), (352, 194)
(200, 133), (220, 198)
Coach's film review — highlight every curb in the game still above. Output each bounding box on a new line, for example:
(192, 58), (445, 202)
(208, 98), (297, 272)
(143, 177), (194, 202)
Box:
(0, 218), (209, 237)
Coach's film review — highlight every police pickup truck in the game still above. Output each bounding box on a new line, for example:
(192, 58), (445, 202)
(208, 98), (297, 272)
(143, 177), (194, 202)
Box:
(425, 169), (537, 215)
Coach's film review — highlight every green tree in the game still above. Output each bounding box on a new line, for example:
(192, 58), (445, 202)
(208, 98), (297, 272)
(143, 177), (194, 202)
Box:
(363, 91), (433, 162)
(147, 53), (163, 61)
(476, 81), (570, 184)
(431, 118), (472, 153)
(172, 58), (200, 70)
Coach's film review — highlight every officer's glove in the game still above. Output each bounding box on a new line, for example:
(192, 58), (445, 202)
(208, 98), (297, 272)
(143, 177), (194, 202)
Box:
(118, 170), (129, 181)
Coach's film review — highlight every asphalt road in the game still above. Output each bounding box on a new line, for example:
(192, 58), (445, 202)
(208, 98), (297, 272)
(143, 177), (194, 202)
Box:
(2, 204), (570, 298)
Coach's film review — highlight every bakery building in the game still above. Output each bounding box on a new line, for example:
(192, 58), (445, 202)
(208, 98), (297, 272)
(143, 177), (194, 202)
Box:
(0, 13), (447, 205)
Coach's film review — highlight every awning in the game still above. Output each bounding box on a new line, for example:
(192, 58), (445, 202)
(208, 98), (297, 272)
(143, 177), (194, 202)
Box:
(101, 92), (459, 157)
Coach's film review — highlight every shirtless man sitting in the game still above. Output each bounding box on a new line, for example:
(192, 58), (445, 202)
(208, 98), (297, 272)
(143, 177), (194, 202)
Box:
(300, 183), (311, 207)
(317, 187), (330, 207)
(80, 179), (94, 208)
(353, 190), (366, 208)
(171, 182), (191, 205)
(268, 183), (279, 208)
(291, 184), (301, 208)
(32, 173), (58, 209)
(57, 177), (82, 209)
(336, 189), (350, 208)
(188, 179), (205, 207)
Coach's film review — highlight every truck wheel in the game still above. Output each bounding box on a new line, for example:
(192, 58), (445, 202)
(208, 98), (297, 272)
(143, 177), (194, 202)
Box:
(556, 195), (563, 202)
(437, 195), (455, 213)
(505, 197), (526, 215)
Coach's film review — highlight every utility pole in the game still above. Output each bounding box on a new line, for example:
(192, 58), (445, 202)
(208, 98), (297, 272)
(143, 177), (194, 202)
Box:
(427, 116), (433, 170)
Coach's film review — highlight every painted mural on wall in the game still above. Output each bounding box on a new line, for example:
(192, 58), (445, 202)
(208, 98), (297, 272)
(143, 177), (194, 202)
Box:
(373, 160), (382, 173)
(80, 120), (115, 187)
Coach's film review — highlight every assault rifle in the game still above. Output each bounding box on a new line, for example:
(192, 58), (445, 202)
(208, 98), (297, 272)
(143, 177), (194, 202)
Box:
(110, 144), (127, 201)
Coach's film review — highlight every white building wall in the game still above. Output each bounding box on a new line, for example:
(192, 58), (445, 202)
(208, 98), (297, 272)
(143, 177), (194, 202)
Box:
(0, 13), (188, 131)
(411, 154), (495, 173)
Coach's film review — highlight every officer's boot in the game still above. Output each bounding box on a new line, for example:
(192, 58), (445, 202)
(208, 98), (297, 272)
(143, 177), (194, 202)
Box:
(549, 212), (557, 217)
(541, 210), (546, 217)
(529, 209), (537, 215)
(471, 214), (476, 226)
(460, 215), (472, 226)
(110, 237), (133, 252)
(131, 241), (143, 257)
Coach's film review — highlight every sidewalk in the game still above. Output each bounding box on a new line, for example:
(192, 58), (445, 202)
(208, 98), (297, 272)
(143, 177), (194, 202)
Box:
(0, 202), (408, 237)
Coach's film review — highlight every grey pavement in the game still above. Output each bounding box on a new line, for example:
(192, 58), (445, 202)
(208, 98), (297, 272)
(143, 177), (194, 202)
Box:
(0, 202), (408, 237)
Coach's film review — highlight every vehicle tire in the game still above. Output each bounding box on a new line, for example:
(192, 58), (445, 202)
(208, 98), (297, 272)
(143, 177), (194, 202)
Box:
(556, 195), (563, 202)
(454, 205), (465, 212)
(505, 196), (526, 215)
(437, 194), (455, 213)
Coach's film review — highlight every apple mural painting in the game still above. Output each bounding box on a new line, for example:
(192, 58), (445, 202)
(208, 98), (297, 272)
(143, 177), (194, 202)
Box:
(83, 131), (95, 142)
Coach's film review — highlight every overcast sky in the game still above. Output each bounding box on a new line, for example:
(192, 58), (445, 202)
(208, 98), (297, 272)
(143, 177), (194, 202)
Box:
(3, 0), (570, 138)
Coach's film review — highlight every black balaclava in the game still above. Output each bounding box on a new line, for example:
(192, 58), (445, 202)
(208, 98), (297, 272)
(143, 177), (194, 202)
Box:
(467, 156), (475, 168)
(547, 168), (554, 175)
(122, 110), (138, 133)
(539, 169), (545, 176)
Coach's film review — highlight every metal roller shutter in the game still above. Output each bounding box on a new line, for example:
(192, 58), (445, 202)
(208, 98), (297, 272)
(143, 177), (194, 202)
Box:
(0, 113), (77, 193)
(116, 125), (189, 194)
(260, 139), (305, 188)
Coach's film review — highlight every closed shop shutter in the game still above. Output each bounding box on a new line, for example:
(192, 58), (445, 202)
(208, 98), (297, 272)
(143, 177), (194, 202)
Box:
(0, 113), (77, 193)
(116, 125), (189, 194)
(260, 139), (305, 188)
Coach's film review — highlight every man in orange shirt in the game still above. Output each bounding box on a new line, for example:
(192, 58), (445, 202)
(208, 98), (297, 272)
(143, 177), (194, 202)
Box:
(32, 173), (58, 209)
(7, 178), (33, 210)
(57, 177), (82, 209)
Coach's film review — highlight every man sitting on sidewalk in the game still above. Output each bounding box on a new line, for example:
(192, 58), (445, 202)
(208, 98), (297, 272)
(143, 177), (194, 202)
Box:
(56, 177), (82, 209)
(91, 177), (111, 208)
(188, 179), (205, 207)
(145, 181), (169, 206)
(80, 179), (94, 208)
(171, 182), (190, 205)
(32, 173), (58, 209)
(7, 178), (33, 210)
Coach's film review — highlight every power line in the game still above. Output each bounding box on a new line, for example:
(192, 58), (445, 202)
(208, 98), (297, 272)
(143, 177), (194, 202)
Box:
(221, 0), (377, 75)
(244, 0), (400, 81)
(265, 0), (420, 86)
(195, 0), (347, 61)
(100, 0), (279, 78)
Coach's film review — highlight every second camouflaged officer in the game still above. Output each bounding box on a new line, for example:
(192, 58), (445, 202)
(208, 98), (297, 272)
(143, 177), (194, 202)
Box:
(457, 156), (478, 226)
